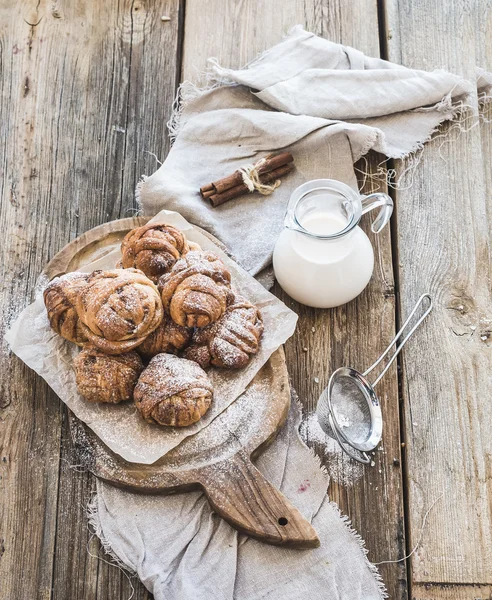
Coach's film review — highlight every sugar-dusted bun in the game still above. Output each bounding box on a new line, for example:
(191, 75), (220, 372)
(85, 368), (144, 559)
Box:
(134, 354), (213, 427)
(120, 222), (193, 282)
(43, 272), (90, 345)
(184, 294), (263, 369)
(74, 345), (144, 404)
(75, 268), (163, 354)
(159, 251), (233, 329)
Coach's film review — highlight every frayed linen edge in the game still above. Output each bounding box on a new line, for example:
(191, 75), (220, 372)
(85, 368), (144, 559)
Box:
(380, 94), (477, 161)
(329, 501), (389, 600)
(166, 76), (483, 192)
(165, 26), (309, 144)
(87, 491), (138, 577)
(354, 94), (484, 192)
(167, 77), (230, 145)
(357, 80), (479, 164)
(135, 174), (148, 214)
(478, 88), (492, 109)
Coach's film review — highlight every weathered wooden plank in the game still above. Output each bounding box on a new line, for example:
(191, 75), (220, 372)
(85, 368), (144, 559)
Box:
(284, 154), (405, 600)
(183, 1), (383, 80)
(0, 0), (181, 598)
(182, 4), (406, 599)
(1, 2), (70, 598)
(413, 583), (492, 600)
(385, 0), (492, 589)
(52, 1), (182, 598)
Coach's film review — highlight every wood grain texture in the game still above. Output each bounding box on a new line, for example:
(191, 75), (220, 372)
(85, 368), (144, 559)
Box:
(0, 0), (181, 598)
(412, 583), (492, 600)
(385, 0), (492, 589)
(201, 450), (320, 548)
(182, 0), (383, 81)
(182, 4), (406, 599)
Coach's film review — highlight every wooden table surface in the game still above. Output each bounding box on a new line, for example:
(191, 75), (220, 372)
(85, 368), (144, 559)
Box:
(1, 1), (491, 599)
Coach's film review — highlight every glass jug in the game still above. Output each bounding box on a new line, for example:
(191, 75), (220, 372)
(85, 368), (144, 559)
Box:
(273, 179), (393, 308)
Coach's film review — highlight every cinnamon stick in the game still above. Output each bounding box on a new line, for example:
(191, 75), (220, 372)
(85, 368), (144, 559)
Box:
(203, 152), (294, 197)
(208, 163), (294, 208)
(199, 183), (214, 197)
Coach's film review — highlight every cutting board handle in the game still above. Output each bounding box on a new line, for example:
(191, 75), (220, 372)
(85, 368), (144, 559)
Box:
(197, 451), (320, 548)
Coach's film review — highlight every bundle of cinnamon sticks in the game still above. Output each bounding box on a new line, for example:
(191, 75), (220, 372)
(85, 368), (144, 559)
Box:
(200, 152), (294, 207)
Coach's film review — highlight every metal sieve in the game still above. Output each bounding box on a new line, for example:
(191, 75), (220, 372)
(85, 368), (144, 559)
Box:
(317, 294), (433, 464)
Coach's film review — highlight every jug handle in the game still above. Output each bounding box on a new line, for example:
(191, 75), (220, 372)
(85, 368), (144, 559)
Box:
(360, 193), (393, 233)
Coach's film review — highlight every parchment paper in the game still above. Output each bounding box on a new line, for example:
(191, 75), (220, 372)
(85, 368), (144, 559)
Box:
(5, 210), (297, 464)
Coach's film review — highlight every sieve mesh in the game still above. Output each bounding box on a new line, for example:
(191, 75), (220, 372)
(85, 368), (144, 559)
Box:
(316, 366), (381, 462)
(330, 374), (372, 445)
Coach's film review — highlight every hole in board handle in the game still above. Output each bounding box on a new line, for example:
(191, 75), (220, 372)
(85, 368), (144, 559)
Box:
(278, 517), (288, 526)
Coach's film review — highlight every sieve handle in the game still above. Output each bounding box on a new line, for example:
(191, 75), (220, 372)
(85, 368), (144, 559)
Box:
(364, 294), (433, 387)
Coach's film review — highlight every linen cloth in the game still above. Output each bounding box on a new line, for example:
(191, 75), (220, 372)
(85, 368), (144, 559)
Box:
(91, 27), (491, 599)
(138, 25), (489, 277)
(91, 399), (385, 600)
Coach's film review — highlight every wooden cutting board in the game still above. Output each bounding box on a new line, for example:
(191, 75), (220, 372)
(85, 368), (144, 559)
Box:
(43, 216), (319, 549)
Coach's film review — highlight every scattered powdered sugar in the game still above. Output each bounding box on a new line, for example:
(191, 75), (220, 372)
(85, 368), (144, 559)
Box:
(1, 274), (51, 358)
(34, 272), (51, 298)
(299, 412), (364, 486)
(81, 364), (287, 500)
(6, 210), (298, 464)
(212, 337), (238, 364)
(164, 376), (279, 471)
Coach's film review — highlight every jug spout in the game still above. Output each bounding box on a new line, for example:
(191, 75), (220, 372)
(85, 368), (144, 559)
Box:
(360, 193), (393, 234)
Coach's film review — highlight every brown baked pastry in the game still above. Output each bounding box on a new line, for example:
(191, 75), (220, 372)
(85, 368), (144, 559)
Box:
(187, 241), (202, 252)
(74, 345), (144, 403)
(159, 251), (233, 329)
(134, 353), (213, 426)
(184, 295), (263, 369)
(137, 315), (192, 360)
(120, 222), (194, 283)
(44, 272), (89, 345)
(75, 268), (163, 354)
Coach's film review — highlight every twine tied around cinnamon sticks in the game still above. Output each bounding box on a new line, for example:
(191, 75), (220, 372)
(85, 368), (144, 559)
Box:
(239, 158), (281, 196)
(200, 152), (294, 208)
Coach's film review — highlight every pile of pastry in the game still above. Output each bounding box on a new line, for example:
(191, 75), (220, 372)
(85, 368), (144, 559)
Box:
(43, 222), (264, 427)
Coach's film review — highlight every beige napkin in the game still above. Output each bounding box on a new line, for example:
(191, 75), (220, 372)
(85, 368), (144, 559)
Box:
(90, 397), (386, 600)
(138, 25), (490, 277)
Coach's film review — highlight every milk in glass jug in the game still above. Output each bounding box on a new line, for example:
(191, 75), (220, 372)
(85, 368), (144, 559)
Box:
(273, 180), (393, 308)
